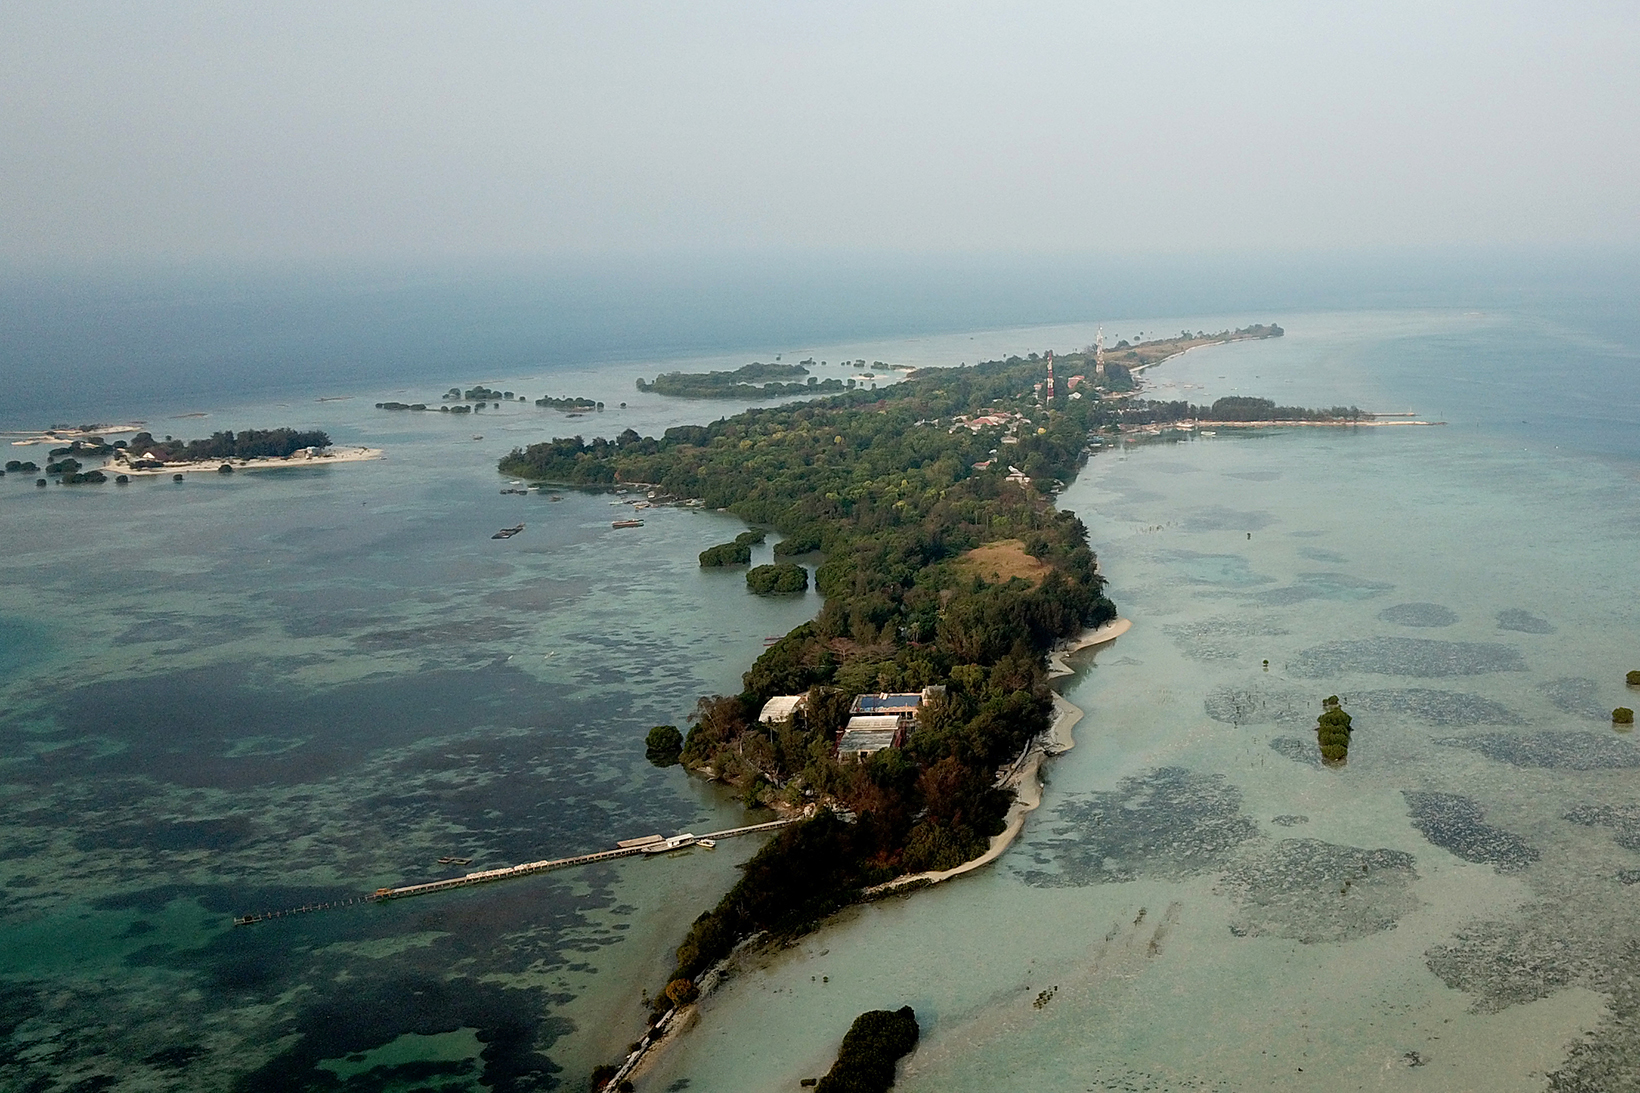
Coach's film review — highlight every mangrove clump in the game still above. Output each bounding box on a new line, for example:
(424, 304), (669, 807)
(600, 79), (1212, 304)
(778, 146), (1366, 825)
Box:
(1317, 697), (1354, 764)
(645, 724), (684, 766)
(815, 1007), (920, 1093)
(747, 563), (808, 595)
(1616, 708), (1635, 726)
(700, 540), (752, 567)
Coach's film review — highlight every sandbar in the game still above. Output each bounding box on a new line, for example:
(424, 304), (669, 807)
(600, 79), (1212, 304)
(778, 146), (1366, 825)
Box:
(102, 446), (383, 476)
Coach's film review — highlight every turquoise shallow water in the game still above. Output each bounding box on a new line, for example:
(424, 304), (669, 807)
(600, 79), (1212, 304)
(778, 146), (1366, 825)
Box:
(2, 302), (1638, 1091)
(640, 310), (1640, 1092)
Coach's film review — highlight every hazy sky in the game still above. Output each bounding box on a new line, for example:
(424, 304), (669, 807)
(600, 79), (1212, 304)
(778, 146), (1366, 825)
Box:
(3, 1), (1636, 266)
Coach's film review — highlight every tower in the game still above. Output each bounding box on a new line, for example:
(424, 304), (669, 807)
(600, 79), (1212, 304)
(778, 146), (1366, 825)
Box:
(1095, 325), (1105, 378)
(1045, 350), (1055, 403)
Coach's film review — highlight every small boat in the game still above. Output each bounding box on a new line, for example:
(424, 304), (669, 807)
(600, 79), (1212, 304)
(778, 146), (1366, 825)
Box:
(1199, 430), (1216, 436)
(697, 839), (717, 850)
(643, 833), (698, 854)
(492, 523), (526, 539)
(437, 856), (473, 866)
(612, 518), (644, 529)
(547, 494), (562, 502)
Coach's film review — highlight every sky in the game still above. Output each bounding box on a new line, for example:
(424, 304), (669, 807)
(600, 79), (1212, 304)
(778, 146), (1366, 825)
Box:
(2, 1), (1638, 268)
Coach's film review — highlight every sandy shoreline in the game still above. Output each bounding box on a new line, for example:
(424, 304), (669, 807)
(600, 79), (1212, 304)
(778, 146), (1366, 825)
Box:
(99, 446), (383, 476)
(621, 618), (1130, 1088)
(865, 617), (1129, 896)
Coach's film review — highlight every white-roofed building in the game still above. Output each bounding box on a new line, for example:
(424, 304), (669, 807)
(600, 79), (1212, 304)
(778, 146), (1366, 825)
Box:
(758, 694), (807, 726)
(836, 714), (905, 760)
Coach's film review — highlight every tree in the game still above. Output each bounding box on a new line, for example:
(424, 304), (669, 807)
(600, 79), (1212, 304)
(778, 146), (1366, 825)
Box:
(645, 725), (683, 766)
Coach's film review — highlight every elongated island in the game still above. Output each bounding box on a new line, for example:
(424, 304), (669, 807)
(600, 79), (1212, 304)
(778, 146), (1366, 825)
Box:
(500, 326), (1338, 1088)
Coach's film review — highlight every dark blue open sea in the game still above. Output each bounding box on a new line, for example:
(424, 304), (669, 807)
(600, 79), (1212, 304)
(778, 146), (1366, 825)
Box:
(1, 253), (1637, 1091)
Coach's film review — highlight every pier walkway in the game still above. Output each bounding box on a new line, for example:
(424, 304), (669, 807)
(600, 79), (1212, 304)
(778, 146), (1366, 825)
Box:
(233, 819), (791, 926)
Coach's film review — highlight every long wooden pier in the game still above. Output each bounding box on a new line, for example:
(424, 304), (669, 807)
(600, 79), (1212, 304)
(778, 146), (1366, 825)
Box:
(232, 819), (791, 926)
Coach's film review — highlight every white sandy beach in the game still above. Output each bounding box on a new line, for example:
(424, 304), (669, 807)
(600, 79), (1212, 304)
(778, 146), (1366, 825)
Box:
(101, 446), (383, 476)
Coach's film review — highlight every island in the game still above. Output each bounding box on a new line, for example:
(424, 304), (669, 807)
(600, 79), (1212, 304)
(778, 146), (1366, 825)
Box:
(500, 336), (1354, 1089)
(102, 429), (382, 476)
(375, 388), (603, 413)
(637, 361), (847, 399)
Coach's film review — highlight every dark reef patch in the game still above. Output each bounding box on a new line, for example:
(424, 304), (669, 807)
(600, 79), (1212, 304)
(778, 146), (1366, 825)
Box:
(1179, 506), (1275, 533)
(1290, 638), (1526, 678)
(1427, 918), (1593, 1013)
(1403, 792), (1539, 872)
(1269, 736), (1322, 768)
(1203, 686), (1308, 726)
(1217, 839), (1420, 943)
(1377, 602), (1459, 628)
(1251, 572), (1394, 607)
(236, 974), (568, 1093)
(1152, 552), (1274, 588)
(1497, 609), (1555, 635)
(1296, 546), (1347, 563)
(1351, 689), (1524, 726)
(1018, 767), (1257, 887)
(1540, 677), (1611, 720)
(1436, 732), (1640, 770)
(1169, 616), (1289, 662)
(1564, 805), (1640, 853)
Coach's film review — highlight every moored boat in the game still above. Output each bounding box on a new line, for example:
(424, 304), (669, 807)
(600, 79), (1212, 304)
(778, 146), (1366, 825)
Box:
(612, 518), (644, 529)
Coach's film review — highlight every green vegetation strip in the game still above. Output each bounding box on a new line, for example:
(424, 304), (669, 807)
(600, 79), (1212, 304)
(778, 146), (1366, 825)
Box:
(503, 339), (1319, 1087)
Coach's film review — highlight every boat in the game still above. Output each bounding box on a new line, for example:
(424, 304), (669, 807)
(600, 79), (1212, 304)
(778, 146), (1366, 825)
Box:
(492, 523), (526, 539)
(548, 494), (562, 502)
(642, 833), (697, 854)
(697, 838), (716, 850)
(437, 856), (474, 866)
(612, 518), (644, 529)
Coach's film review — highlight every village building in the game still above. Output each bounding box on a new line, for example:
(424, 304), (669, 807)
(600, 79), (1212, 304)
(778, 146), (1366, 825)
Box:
(835, 687), (945, 760)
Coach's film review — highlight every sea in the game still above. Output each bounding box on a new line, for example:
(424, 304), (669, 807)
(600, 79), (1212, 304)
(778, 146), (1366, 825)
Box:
(1, 254), (1637, 1092)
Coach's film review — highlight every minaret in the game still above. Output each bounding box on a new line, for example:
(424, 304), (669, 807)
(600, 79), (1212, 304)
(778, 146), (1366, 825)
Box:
(1095, 325), (1105, 378)
(1045, 350), (1055, 403)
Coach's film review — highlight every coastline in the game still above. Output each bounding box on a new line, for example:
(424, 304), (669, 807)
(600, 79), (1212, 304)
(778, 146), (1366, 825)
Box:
(100, 446), (383, 476)
(865, 617), (1127, 897)
(620, 618), (1127, 1089)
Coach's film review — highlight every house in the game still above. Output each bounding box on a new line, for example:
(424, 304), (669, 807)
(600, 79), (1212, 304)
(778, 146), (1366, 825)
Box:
(835, 688), (946, 760)
(836, 715), (905, 759)
(758, 694), (807, 726)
